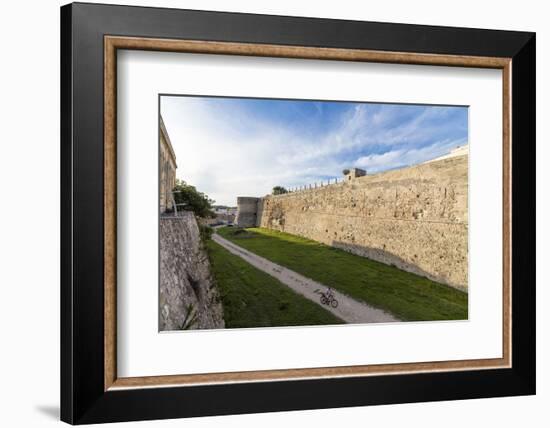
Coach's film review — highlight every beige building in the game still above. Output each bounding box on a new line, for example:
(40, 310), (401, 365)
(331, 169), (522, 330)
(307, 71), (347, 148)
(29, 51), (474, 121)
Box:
(160, 116), (177, 213)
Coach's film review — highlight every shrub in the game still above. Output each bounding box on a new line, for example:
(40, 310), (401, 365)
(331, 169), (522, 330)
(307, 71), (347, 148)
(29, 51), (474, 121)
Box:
(199, 224), (213, 242)
(272, 186), (288, 195)
(173, 179), (215, 218)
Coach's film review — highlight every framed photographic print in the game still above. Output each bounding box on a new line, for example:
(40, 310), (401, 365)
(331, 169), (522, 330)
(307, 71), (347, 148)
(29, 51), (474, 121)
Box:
(60, 2), (536, 424)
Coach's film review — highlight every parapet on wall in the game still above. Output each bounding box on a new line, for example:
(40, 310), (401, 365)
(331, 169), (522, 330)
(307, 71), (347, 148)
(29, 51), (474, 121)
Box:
(238, 155), (468, 290)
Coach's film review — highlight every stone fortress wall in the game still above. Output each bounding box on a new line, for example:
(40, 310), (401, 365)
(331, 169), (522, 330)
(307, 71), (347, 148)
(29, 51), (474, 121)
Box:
(236, 154), (468, 290)
(160, 212), (225, 331)
(235, 197), (261, 228)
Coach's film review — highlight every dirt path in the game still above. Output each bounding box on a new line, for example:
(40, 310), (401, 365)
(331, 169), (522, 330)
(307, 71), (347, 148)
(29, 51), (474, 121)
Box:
(212, 233), (399, 324)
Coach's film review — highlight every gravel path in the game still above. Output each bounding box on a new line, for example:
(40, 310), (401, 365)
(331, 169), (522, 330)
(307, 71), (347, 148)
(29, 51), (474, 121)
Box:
(212, 233), (399, 324)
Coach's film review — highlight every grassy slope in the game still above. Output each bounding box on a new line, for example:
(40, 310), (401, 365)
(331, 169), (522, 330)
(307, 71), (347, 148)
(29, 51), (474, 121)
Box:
(206, 240), (343, 328)
(217, 227), (468, 321)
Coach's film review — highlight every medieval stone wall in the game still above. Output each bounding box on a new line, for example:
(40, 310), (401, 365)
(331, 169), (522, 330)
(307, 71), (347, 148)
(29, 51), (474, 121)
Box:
(254, 155), (468, 290)
(159, 212), (225, 331)
(235, 197), (260, 228)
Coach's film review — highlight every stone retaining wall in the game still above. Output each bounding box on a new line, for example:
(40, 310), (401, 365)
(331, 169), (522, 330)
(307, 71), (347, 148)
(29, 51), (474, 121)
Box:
(159, 212), (225, 330)
(248, 155), (468, 290)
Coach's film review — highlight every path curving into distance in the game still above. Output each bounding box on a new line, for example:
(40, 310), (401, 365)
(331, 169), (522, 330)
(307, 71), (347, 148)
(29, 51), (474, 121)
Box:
(212, 233), (399, 324)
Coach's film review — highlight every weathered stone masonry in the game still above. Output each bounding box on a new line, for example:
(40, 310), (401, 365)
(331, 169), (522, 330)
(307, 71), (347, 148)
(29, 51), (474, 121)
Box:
(235, 197), (260, 228)
(237, 155), (468, 290)
(160, 212), (225, 331)
(159, 116), (177, 213)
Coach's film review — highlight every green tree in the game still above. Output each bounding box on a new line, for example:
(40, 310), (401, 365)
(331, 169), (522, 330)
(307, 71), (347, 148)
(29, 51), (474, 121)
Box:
(172, 179), (215, 218)
(272, 186), (288, 195)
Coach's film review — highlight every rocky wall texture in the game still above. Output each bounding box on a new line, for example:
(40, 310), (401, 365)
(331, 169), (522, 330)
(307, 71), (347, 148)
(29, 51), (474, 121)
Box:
(256, 156), (468, 290)
(159, 212), (225, 331)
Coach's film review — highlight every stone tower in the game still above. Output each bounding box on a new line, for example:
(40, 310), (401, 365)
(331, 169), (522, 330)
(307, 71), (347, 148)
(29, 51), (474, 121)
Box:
(235, 197), (260, 227)
(344, 168), (367, 181)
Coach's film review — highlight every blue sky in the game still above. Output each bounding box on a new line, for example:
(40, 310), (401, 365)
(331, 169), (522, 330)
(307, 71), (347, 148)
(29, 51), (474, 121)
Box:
(161, 96), (468, 206)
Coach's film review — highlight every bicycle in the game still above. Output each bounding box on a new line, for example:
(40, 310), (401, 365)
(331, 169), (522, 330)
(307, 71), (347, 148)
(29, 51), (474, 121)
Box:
(318, 289), (338, 308)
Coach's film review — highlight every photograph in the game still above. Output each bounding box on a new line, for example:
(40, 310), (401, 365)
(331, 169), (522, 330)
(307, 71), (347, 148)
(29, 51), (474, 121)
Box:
(159, 95), (469, 331)
(50, 1), (538, 424)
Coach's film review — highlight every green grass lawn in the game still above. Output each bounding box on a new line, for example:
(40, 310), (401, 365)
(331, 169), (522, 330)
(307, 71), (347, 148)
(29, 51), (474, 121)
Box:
(217, 227), (468, 321)
(206, 240), (344, 328)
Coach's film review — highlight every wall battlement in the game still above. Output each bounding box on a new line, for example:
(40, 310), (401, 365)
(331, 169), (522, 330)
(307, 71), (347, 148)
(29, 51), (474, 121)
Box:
(236, 155), (468, 290)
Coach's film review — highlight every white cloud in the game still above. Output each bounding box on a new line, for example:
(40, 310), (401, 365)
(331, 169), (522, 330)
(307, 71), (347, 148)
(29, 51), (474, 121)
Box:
(354, 138), (467, 173)
(161, 97), (466, 206)
(162, 97), (316, 205)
